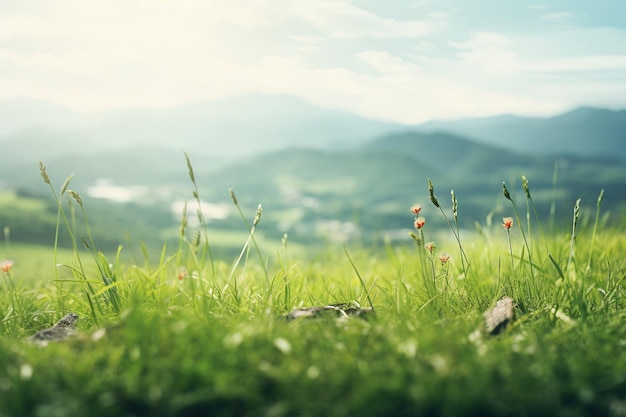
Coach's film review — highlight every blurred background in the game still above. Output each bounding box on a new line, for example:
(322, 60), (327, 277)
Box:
(1, 0), (625, 258)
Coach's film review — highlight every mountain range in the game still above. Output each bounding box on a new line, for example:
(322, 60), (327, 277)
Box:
(416, 107), (626, 159)
(2, 94), (625, 162)
(0, 94), (624, 248)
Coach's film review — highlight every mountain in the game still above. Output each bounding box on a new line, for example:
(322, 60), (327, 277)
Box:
(364, 131), (527, 177)
(415, 107), (626, 159)
(0, 95), (405, 158)
(0, 99), (103, 136)
(2, 124), (624, 249)
(2, 96), (625, 163)
(195, 132), (625, 244)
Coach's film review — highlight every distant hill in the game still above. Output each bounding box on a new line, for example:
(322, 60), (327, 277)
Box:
(0, 95), (404, 158)
(1, 95), (625, 247)
(1, 123), (624, 248)
(196, 134), (625, 242)
(2, 95), (625, 163)
(364, 131), (528, 178)
(416, 107), (626, 159)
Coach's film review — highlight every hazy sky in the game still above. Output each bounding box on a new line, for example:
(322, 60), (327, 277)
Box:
(1, 0), (625, 123)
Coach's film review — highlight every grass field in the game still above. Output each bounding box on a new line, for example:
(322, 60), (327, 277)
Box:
(0, 165), (625, 417)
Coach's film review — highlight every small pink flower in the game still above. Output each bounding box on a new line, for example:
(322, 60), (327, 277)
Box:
(1, 259), (13, 273)
(438, 252), (450, 264)
(414, 217), (426, 229)
(424, 242), (436, 254)
(502, 217), (513, 230)
(410, 204), (422, 215)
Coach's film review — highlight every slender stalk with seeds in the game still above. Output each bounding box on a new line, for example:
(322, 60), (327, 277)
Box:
(279, 233), (291, 311)
(549, 161), (559, 232)
(502, 181), (535, 279)
(427, 179), (469, 274)
(522, 176), (549, 253)
(587, 189), (604, 270)
(66, 188), (122, 313)
(450, 189), (467, 274)
(183, 151), (215, 277)
(38, 161), (101, 324)
(229, 189), (269, 284)
(225, 201), (265, 297)
(566, 198), (581, 277)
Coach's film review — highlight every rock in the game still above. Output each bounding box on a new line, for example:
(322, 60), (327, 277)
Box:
(484, 297), (515, 335)
(28, 313), (80, 345)
(286, 302), (373, 320)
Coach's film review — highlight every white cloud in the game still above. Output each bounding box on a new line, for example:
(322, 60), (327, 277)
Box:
(286, 1), (446, 39)
(524, 55), (626, 73)
(0, 0), (624, 122)
(449, 32), (511, 50)
(540, 12), (575, 22)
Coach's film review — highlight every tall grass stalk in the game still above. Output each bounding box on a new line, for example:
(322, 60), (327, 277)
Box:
(66, 189), (122, 314)
(586, 189), (604, 270)
(229, 189), (269, 284)
(343, 246), (375, 312)
(450, 189), (467, 275)
(427, 179), (469, 276)
(409, 214), (434, 294)
(38, 161), (102, 324)
(566, 198), (581, 277)
(522, 176), (549, 253)
(183, 151), (215, 277)
(278, 233), (291, 311)
(549, 161), (559, 231)
(225, 199), (264, 297)
(502, 181), (535, 280)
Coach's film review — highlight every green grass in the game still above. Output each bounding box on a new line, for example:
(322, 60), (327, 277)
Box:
(0, 165), (625, 417)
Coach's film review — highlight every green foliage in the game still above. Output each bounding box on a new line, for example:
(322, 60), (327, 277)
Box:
(0, 168), (625, 416)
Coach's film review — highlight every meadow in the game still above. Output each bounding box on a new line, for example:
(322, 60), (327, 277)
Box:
(0, 160), (625, 417)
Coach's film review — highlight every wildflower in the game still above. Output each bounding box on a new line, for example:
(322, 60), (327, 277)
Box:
(1, 259), (13, 273)
(414, 217), (426, 230)
(438, 252), (450, 264)
(410, 204), (422, 215)
(424, 241), (436, 254)
(502, 217), (513, 229)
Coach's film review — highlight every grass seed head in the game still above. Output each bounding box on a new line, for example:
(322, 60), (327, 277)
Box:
(229, 188), (238, 205)
(597, 189), (605, 207)
(573, 198), (581, 226)
(253, 204), (263, 226)
(521, 175), (531, 199)
(184, 151), (196, 183)
(451, 190), (458, 218)
(502, 181), (512, 201)
(60, 174), (74, 195)
(193, 230), (201, 248)
(67, 190), (83, 207)
(38, 161), (51, 185)
(179, 202), (188, 237)
(428, 178), (440, 208)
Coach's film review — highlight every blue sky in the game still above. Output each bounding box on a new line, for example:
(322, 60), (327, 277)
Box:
(1, 0), (625, 123)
